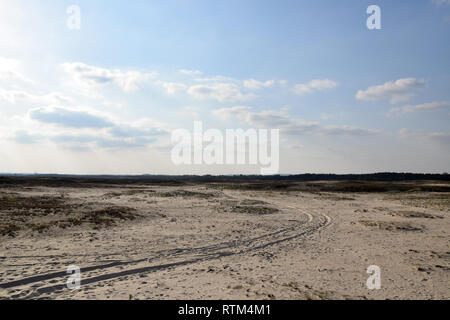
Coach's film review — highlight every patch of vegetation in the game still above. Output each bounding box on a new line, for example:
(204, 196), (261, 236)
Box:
(0, 194), (71, 215)
(389, 211), (442, 219)
(102, 191), (123, 198)
(230, 205), (280, 215)
(123, 190), (156, 196)
(86, 206), (140, 226)
(158, 190), (216, 199)
(359, 220), (424, 232)
(385, 193), (450, 211)
(0, 191), (145, 236)
(0, 223), (21, 237)
(102, 190), (157, 198)
(313, 193), (355, 201)
(240, 199), (269, 206)
(0, 194), (79, 237)
(28, 222), (54, 234)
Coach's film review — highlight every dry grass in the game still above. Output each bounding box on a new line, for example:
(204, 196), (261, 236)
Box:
(0, 223), (21, 237)
(385, 193), (450, 212)
(240, 199), (270, 206)
(0, 194), (73, 215)
(230, 205), (280, 215)
(102, 189), (157, 198)
(86, 206), (140, 227)
(359, 220), (425, 232)
(0, 193), (142, 236)
(389, 211), (442, 219)
(157, 190), (216, 199)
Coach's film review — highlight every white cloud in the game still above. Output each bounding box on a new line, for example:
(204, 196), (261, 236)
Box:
(356, 78), (426, 104)
(193, 75), (237, 83)
(28, 106), (115, 129)
(7, 106), (169, 150)
(0, 89), (73, 105)
(387, 101), (450, 117)
(156, 80), (187, 94)
(293, 79), (338, 95)
(61, 62), (157, 92)
(243, 79), (275, 90)
(47, 133), (156, 150)
(187, 83), (255, 102)
(213, 106), (377, 137)
(179, 69), (203, 76)
(0, 56), (33, 84)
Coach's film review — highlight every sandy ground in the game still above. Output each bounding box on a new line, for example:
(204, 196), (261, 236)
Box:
(0, 182), (449, 300)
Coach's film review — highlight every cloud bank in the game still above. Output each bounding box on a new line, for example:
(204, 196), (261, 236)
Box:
(356, 78), (426, 104)
(213, 106), (377, 137)
(293, 79), (338, 95)
(62, 62), (157, 92)
(388, 101), (450, 117)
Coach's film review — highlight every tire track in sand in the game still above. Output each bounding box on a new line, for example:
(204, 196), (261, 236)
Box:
(1, 204), (332, 299)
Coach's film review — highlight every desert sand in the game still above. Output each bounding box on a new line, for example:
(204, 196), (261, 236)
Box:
(0, 178), (448, 300)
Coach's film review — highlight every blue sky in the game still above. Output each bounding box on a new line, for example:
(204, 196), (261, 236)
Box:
(0, 0), (449, 174)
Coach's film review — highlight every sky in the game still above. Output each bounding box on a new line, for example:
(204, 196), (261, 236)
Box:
(0, 0), (449, 174)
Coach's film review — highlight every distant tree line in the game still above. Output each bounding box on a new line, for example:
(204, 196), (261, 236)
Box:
(0, 172), (449, 185)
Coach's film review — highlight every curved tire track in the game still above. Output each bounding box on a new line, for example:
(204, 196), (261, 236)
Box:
(1, 204), (332, 299)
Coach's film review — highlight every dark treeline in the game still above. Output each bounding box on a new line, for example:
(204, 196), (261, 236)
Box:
(0, 172), (449, 186)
